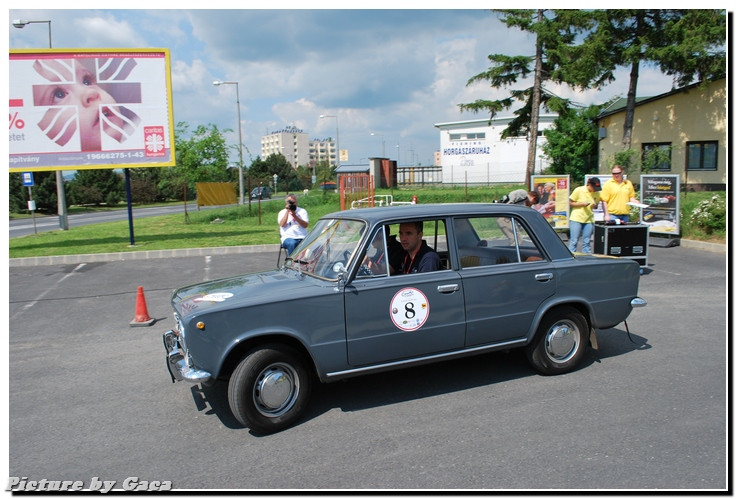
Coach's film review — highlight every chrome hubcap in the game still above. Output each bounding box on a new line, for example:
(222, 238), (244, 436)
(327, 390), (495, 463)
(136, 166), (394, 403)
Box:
(545, 321), (580, 363)
(253, 363), (299, 417)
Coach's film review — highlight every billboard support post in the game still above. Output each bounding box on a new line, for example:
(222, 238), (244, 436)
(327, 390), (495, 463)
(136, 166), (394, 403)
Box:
(124, 168), (135, 246)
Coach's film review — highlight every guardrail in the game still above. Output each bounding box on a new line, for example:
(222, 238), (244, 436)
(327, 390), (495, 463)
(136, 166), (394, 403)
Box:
(350, 195), (414, 209)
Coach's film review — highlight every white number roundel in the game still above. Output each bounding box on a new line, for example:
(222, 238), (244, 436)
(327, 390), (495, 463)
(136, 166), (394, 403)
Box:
(390, 287), (430, 331)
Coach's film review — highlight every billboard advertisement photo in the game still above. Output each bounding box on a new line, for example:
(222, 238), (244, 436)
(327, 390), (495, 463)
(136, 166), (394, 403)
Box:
(531, 175), (570, 230)
(640, 174), (681, 236)
(9, 48), (175, 172)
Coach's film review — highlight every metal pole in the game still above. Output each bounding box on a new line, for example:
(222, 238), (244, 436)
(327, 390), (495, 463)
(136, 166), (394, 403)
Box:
(45, 21), (68, 230)
(124, 168), (135, 246)
(43, 21), (68, 230)
(335, 116), (340, 168)
(27, 186), (37, 234)
(213, 80), (245, 206)
(234, 82), (244, 206)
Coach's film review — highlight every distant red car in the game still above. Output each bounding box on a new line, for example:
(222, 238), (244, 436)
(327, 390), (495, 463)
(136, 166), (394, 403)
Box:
(320, 181), (337, 190)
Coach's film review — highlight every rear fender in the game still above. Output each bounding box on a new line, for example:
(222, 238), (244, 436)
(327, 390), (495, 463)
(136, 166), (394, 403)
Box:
(526, 298), (593, 345)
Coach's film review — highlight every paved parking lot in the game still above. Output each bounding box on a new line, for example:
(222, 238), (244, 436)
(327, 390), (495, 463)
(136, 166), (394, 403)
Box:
(7, 243), (728, 490)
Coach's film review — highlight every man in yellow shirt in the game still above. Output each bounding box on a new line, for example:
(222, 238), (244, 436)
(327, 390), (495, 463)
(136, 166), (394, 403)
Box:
(601, 166), (639, 223)
(568, 177), (601, 253)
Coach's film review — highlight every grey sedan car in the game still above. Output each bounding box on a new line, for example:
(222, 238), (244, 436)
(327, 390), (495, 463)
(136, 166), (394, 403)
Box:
(163, 203), (646, 433)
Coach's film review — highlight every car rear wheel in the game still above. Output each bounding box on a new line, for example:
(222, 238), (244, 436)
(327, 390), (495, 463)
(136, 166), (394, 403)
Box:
(525, 306), (589, 375)
(228, 345), (311, 434)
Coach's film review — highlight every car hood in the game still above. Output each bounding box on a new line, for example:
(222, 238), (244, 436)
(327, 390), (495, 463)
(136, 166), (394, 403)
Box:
(171, 269), (329, 318)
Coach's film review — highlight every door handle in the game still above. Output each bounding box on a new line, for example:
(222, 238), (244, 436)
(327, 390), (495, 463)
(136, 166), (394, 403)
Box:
(535, 273), (554, 282)
(437, 284), (459, 293)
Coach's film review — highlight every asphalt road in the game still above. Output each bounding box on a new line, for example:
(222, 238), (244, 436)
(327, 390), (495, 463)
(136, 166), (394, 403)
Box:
(7, 245), (728, 491)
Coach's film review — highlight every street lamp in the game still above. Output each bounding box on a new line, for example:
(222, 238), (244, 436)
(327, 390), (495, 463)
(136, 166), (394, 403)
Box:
(13, 19), (68, 231)
(213, 80), (245, 205)
(12, 19), (52, 48)
(370, 132), (385, 158)
(319, 114), (340, 168)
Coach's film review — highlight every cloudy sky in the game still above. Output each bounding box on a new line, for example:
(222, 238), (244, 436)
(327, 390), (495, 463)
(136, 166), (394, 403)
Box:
(7, 6), (679, 168)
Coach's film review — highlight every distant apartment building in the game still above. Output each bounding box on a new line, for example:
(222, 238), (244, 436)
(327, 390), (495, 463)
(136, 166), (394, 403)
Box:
(261, 126), (310, 169)
(310, 137), (338, 168)
(261, 126), (336, 170)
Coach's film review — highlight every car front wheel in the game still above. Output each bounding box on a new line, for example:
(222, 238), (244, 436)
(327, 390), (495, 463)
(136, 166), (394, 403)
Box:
(228, 345), (311, 434)
(525, 306), (589, 375)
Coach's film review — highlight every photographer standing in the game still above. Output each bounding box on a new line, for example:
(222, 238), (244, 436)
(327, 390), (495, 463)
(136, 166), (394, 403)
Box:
(278, 194), (309, 254)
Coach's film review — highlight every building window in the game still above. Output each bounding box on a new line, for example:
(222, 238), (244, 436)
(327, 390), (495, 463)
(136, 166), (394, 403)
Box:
(642, 142), (672, 171)
(449, 132), (486, 141)
(686, 141), (718, 171)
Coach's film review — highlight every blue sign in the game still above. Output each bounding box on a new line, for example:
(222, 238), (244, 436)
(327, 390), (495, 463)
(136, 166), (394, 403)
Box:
(22, 172), (34, 187)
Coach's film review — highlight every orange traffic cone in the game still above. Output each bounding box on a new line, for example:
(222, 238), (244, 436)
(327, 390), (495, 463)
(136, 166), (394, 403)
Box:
(130, 286), (156, 327)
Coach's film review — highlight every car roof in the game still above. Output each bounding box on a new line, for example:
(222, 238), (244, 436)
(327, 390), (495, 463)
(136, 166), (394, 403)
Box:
(321, 203), (572, 260)
(324, 203), (533, 222)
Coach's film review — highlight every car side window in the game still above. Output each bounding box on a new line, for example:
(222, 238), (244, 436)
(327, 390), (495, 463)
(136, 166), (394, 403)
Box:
(388, 219), (450, 274)
(456, 216), (544, 268)
(356, 227), (389, 278)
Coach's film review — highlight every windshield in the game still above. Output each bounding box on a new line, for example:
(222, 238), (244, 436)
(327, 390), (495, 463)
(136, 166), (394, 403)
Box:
(287, 218), (367, 279)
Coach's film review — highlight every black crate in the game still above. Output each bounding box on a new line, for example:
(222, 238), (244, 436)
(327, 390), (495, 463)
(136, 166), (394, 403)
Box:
(594, 223), (649, 266)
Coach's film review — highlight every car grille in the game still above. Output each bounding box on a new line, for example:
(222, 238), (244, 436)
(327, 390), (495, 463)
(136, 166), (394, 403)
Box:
(173, 312), (187, 351)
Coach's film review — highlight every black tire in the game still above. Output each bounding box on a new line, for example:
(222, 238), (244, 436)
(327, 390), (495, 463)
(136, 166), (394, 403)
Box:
(525, 306), (589, 375)
(228, 345), (311, 434)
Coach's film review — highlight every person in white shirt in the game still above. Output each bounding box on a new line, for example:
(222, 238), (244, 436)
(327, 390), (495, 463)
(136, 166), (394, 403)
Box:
(278, 194), (309, 254)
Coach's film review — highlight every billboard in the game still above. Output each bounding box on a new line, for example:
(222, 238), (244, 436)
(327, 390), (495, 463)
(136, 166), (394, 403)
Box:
(640, 174), (681, 236)
(9, 48), (175, 172)
(531, 175), (570, 229)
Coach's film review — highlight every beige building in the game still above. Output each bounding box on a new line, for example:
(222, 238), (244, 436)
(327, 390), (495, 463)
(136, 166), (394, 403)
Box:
(595, 78), (726, 191)
(261, 126), (337, 170)
(261, 126), (311, 169)
(310, 138), (338, 168)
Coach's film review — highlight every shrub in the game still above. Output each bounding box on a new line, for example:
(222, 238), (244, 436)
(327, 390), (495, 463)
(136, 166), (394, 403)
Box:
(688, 194), (726, 234)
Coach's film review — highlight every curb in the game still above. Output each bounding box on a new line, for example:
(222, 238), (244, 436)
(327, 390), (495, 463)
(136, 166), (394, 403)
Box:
(678, 238), (727, 254)
(8, 239), (725, 267)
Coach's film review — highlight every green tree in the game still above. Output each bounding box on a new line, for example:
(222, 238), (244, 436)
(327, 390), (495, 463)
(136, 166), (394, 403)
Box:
(159, 122), (232, 201)
(9, 173), (26, 213)
(542, 103), (604, 182)
(128, 167), (165, 204)
(656, 10), (727, 86)
(19, 171), (62, 213)
(460, 9), (587, 187)
(565, 9), (726, 150)
(67, 169), (125, 206)
(249, 153), (295, 193)
(314, 160), (336, 185)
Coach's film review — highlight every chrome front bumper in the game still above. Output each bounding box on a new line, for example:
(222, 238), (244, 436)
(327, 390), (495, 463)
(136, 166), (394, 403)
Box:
(163, 329), (212, 384)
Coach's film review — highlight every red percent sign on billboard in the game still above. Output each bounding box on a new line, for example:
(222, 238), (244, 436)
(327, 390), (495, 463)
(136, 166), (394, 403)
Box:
(9, 48), (176, 172)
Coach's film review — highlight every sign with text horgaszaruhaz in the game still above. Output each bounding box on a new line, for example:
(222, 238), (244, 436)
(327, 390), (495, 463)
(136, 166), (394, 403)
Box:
(9, 48), (175, 172)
